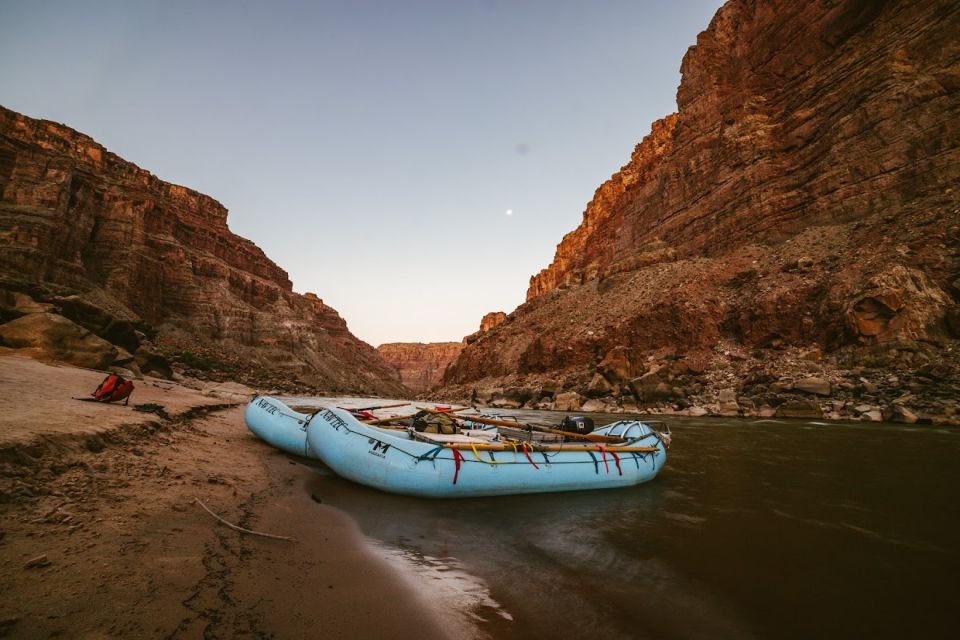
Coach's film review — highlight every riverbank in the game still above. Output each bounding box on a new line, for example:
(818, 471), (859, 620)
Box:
(433, 341), (960, 426)
(0, 354), (448, 639)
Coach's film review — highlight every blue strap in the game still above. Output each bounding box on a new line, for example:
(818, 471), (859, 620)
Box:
(417, 446), (444, 462)
(587, 450), (599, 475)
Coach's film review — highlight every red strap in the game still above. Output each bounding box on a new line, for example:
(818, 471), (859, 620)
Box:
(609, 449), (623, 476)
(521, 443), (540, 470)
(597, 446), (610, 474)
(452, 448), (464, 484)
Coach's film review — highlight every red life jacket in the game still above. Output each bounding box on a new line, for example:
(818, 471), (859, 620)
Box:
(92, 373), (134, 405)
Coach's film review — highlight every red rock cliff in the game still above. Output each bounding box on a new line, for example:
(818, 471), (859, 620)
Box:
(377, 342), (463, 393)
(529, 0), (959, 302)
(0, 105), (407, 395)
(442, 0), (960, 417)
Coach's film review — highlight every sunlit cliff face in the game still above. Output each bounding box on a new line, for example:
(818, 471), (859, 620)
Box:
(442, 0), (960, 396)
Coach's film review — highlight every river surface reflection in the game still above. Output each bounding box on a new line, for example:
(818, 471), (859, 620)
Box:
(285, 398), (960, 639)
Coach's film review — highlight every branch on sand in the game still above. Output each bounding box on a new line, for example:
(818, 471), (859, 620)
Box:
(194, 498), (297, 543)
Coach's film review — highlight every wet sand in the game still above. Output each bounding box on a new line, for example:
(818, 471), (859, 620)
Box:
(0, 354), (449, 639)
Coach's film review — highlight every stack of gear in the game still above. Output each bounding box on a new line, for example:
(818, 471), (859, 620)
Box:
(411, 410), (459, 434)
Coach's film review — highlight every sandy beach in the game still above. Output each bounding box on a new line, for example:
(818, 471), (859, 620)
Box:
(0, 353), (450, 639)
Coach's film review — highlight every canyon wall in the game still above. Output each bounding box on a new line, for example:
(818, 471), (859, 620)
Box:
(0, 105), (407, 395)
(377, 342), (462, 393)
(441, 0), (960, 422)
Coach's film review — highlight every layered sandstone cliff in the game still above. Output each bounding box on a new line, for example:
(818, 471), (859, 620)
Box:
(441, 0), (960, 422)
(377, 342), (462, 393)
(0, 105), (407, 395)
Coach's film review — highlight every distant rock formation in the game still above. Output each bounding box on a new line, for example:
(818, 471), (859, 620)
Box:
(0, 105), (407, 395)
(377, 342), (462, 393)
(479, 312), (507, 333)
(439, 0), (960, 423)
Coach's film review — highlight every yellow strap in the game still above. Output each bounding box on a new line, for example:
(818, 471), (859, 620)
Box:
(471, 443), (505, 464)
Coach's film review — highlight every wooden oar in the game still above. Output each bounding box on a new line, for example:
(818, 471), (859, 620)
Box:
(361, 407), (464, 426)
(440, 442), (658, 453)
(363, 413), (417, 425)
(418, 408), (626, 444)
(348, 402), (410, 412)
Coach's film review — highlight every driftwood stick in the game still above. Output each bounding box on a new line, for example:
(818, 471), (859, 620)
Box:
(194, 498), (297, 542)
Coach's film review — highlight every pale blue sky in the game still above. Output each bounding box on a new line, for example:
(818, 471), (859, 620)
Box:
(0, 0), (723, 345)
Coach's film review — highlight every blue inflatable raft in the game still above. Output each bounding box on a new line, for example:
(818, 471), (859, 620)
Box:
(245, 396), (670, 498)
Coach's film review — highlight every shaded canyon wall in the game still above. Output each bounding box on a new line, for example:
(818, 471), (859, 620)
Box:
(0, 105), (407, 395)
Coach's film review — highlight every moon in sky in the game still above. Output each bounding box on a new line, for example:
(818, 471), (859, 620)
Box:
(506, 209), (513, 216)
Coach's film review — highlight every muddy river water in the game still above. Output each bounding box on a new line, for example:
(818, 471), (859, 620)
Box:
(287, 400), (960, 639)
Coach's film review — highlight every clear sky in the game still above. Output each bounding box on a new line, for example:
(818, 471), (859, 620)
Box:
(0, 0), (723, 346)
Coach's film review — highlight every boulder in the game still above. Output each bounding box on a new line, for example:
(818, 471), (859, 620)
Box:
(111, 349), (143, 378)
(885, 405), (918, 424)
(112, 347), (136, 366)
(133, 346), (174, 379)
(738, 397), (757, 415)
(845, 266), (950, 344)
(597, 346), (644, 381)
(54, 296), (141, 353)
(687, 406), (709, 417)
(109, 366), (139, 379)
(793, 377), (831, 396)
(587, 373), (614, 397)
(580, 398), (609, 413)
(717, 388), (739, 416)
(0, 290), (53, 320)
(0, 313), (118, 369)
(553, 391), (583, 412)
(775, 399), (823, 419)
